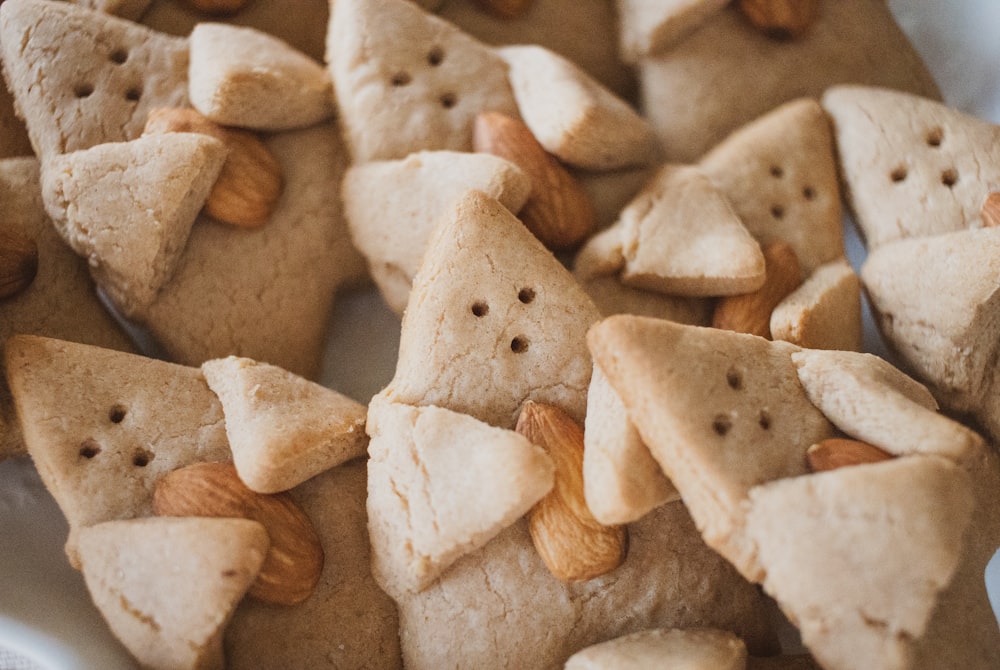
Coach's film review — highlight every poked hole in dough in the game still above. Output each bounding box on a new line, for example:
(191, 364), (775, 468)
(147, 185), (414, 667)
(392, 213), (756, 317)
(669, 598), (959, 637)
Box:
(802, 186), (816, 201)
(439, 92), (457, 109)
(518, 287), (536, 304)
(770, 204), (785, 220)
(758, 410), (771, 430)
(390, 72), (411, 87)
(125, 86), (142, 102)
(941, 168), (959, 188)
(427, 46), (445, 66)
(725, 367), (743, 390)
(132, 448), (154, 468)
(108, 404), (127, 424)
(510, 336), (530, 354)
(79, 439), (102, 459)
(890, 166), (908, 184)
(471, 301), (489, 317)
(712, 414), (732, 437)
(769, 165), (784, 178)
(926, 127), (944, 147)
(109, 48), (128, 65)
(73, 83), (95, 99)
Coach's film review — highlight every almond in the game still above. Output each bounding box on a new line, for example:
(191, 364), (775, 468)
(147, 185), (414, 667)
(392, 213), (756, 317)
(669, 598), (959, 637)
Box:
(737, 0), (818, 40)
(471, 0), (535, 20)
(516, 401), (627, 582)
(0, 231), (39, 300)
(153, 461), (323, 606)
(806, 438), (894, 473)
(981, 192), (1000, 227)
(184, 0), (249, 15)
(474, 111), (595, 250)
(712, 239), (803, 338)
(144, 107), (283, 228)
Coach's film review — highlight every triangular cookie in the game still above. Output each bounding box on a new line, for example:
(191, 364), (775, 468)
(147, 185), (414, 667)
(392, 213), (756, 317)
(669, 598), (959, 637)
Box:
(497, 45), (660, 170)
(342, 150), (530, 314)
(3, 335), (231, 563)
(860, 227), (1000, 440)
(78, 516), (268, 670)
(791, 349), (984, 463)
(699, 98), (844, 275)
(384, 190), (602, 428)
(617, 0), (730, 62)
(201, 356), (368, 494)
(823, 86), (1000, 248)
(769, 258), (861, 351)
(0, 158), (135, 459)
(326, 0), (519, 162)
(0, 0), (189, 157)
(366, 394), (554, 596)
(188, 23), (334, 131)
(566, 627), (747, 670)
(42, 132), (227, 316)
(587, 315), (834, 578)
(578, 164), (765, 297)
(745, 457), (974, 670)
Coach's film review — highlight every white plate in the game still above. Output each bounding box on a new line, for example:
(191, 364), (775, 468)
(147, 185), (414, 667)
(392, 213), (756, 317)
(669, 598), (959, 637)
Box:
(2, 2), (999, 667)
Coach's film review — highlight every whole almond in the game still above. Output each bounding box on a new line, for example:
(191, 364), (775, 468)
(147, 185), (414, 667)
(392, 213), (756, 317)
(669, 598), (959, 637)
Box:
(474, 111), (595, 250)
(516, 401), (627, 582)
(184, 0), (248, 15)
(471, 0), (535, 19)
(712, 239), (803, 338)
(738, 0), (818, 40)
(806, 438), (894, 473)
(153, 462), (323, 606)
(0, 231), (39, 300)
(981, 192), (1000, 227)
(144, 107), (283, 228)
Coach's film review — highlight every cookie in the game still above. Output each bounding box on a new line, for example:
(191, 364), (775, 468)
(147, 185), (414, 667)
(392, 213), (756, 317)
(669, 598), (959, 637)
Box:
(638, 1), (939, 162)
(201, 356), (368, 494)
(384, 190), (601, 428)
(0, 158), (136, 460)
(78, 516), (268, 670)
(327, 0), (519, 162)
(41, 132), (227, 316)
(497, 44), (660, 170)
(0, 0), (190, 158)
(3, 335), (231, 563)
(188, 23), (334, 131)
(587, 315), (834, 578)
(616, 0), (729, 63)
(769, 258), (861, 351)
(822, 85), (1000, 248)
(565, 627), (746, 670)
(342, 150), (530, 314)
(366, 394), (554, 596)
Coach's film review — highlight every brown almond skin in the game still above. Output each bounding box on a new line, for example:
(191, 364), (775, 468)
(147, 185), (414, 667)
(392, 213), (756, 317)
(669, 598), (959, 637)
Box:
(982, 192), (1000, 227)
(517, 401), (627, 582)
(0, 231), (39, 300)
(144, 107), (283, 228)
(737, 0), (818, 40)
(473, 111), (595, 250)
(153, 462), (323, 606)
(806, 438), (894, 473)
(712, 239), (803, 338)
(471, 0), (535, 19)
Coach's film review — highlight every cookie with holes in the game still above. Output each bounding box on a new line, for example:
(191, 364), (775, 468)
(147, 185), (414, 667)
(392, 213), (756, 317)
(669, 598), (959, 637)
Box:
(637, 1), (939, 163)
(565, 627), (747, 670)
(0, 158), (137, 461)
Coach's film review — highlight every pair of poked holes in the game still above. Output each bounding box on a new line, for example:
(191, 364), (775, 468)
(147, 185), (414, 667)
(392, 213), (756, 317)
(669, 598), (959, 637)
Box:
(767, 165), (817, 221)
(471, 287), (536, 354)
(78, 404), (153, 468)
(72, 47), (140, 102)
(889, 127), (957, 187)
(389, 46), (456, 109)
(713, 368), (771, 436)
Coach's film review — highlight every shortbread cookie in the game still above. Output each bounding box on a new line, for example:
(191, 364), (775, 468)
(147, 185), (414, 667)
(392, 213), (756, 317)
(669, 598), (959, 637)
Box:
(616, 0), (729, 63)
(0, 158), (135, 460)
(639, 1), (939, 162)
(860, 227), (1000, 440)
(201, 356), (368, 494)
(384, 190), (601, 428)
(327, 0), (519, 162)
(225, 459), (403, 670)
(394, 500), (778, 668)
(497, 45), (660, 170)
(4, 335), (231, 562)
(188, 23), (334, 131)
(576, 164), (765, 297)
(41, 132), (227, 316)
(822, 85), (1000, 248)
(699, 99), (843, 275)
(770, 259), (861, 351)
(791, 349), (984, 462)
(366, 394), (554, 595)
(565, 627), (747, 670)
(342, 150), (530, 314)
(584, 365), (678, 525)
(587, 315), (835, 578)
(78, 516), (268, 670)
(0, 0), (189, 158)
(745, 457), (974, 670)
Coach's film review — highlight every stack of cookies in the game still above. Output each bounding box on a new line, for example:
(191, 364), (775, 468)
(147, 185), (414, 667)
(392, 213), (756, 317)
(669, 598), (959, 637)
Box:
(0, 1), (997, 669)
